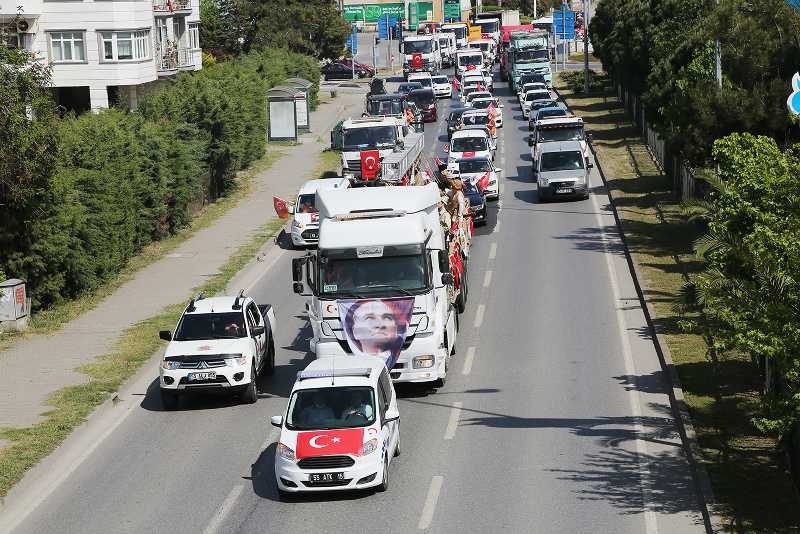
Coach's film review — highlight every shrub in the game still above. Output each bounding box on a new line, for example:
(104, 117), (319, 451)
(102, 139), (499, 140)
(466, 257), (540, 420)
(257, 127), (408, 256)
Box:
(560, 69), (608, 94)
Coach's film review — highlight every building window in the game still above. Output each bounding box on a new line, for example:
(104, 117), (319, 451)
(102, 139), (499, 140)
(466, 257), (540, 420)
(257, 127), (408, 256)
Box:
(100, 30), (150, 61)
(50, 32), (85, 62)
(188, 23), (199, 50)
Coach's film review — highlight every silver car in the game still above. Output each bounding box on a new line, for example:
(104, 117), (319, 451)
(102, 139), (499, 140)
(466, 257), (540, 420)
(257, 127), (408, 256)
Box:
(535, 141), (592, 201)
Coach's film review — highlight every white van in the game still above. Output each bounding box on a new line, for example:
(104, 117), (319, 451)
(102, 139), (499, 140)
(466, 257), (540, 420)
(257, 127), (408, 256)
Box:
(448, 128), (494, 166)
(290, 177), (350, 247)
(455, 50), (484, 75)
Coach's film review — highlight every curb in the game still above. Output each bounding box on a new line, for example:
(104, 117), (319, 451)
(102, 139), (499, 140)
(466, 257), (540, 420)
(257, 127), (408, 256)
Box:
(555, 88), (724, 533)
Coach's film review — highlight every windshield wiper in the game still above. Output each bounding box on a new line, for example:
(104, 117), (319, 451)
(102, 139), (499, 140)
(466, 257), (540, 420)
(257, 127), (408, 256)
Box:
(361, 284), (414, 296)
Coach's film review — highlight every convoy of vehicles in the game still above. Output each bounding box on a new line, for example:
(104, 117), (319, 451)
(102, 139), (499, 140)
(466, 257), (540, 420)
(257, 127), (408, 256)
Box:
(401, 35), (441, 77)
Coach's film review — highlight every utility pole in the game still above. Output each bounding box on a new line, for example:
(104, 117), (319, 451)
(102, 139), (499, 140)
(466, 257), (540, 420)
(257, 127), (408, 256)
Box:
(583, 0), (589, 93)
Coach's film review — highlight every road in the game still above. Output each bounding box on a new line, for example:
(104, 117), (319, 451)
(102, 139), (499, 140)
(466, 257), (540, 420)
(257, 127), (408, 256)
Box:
(5, 66), (707, 534)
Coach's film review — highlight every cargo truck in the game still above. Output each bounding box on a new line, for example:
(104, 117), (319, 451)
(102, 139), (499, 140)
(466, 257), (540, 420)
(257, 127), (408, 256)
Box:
(507, 30), (551, 91)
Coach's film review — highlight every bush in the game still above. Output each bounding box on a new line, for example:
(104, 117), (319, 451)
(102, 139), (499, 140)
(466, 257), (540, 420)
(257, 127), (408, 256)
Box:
(560, 69), (608, 94)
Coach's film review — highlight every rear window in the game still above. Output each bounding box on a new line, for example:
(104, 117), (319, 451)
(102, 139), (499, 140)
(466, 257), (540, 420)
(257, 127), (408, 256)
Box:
(525, 91), (551, 102)
(432, 76), (449, 84)
(410, 77), (433, 88)
(452, 135), (488, 152)
(408, 90), (435, 107)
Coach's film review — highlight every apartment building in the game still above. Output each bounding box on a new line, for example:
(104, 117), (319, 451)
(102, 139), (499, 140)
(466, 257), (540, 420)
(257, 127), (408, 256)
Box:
(0, 0), (202, 112)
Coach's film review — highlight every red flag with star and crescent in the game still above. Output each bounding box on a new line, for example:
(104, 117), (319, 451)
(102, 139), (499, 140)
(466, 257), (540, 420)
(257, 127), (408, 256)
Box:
(360, 150), (380, 180)
(296, 428), (365, 459)
(273, 196), (289, 219)
(476, 171), (490, 192)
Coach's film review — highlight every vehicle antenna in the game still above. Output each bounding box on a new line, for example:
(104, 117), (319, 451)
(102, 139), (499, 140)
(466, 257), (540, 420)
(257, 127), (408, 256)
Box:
(331, 356), (335, 386)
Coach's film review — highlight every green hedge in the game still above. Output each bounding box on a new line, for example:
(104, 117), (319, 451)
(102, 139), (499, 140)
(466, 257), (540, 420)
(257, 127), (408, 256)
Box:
(1, 48), (319, 309)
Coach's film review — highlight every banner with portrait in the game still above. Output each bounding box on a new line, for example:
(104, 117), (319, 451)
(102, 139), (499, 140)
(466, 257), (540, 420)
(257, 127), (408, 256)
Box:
(337, 298), (415, 370)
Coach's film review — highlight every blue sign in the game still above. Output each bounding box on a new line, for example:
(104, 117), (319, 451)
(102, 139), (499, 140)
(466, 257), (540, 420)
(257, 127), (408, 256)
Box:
(553, 10), (576, 40)
(377, 16), (398, 39)
(788, 0), (800, 9)
(788, 72), (800, 115)
(346, 26), (358, 53)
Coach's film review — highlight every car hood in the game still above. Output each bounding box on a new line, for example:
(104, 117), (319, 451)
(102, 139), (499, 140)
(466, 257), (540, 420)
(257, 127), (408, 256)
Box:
(165, 337), (253, 358)
(538, 169), (587, 183)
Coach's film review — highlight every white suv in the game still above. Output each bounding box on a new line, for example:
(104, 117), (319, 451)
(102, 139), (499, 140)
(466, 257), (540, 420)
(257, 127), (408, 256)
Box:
(158, 292), (276, 409)
(272, 355), (400, 496)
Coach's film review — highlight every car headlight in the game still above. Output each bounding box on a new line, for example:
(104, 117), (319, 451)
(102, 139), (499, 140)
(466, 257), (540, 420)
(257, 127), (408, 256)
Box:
(161, 360), (181, 370)
(413, 355), (435, 369)
(224, 354), (247, 367)
(292, 220), (304, 229)
(539, 178), (549, 186)
(359, 438), (379, 456)
(277, 442), (295, 461)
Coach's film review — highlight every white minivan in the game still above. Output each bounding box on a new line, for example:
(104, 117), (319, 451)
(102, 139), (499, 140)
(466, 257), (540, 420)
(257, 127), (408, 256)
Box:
(448, 128), (494, 166)
(290, 177), (350, 247)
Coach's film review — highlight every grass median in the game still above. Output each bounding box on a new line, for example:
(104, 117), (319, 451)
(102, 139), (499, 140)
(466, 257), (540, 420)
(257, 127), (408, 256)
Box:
(556, 76), (800, 532)
(0, 144), (342, 499)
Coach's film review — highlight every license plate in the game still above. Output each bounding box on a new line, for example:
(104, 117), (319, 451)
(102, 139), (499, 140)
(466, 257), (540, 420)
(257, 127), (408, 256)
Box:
(556, 188), (574, 194)
(188, 372), (216, 381)
(309, 472), (345, 483)
(307, 231), (318, 239)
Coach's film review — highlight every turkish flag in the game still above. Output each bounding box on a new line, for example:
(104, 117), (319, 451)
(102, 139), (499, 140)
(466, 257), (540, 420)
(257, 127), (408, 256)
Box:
(360, 150), (380, 180)
(453, 77), (460, 91)
(476, 171), (490, 192)
(466, 64), (477, 71)
(481, 33), (491, 40)
(311, 212), (319, 222)
(273, 196), (289, 219)
(296, 428), (365, 459)
(412, 53), (423, 69)
(469, 216), (474, 237)
(463, 151), (476, 157)
(487, 103), (497, 117)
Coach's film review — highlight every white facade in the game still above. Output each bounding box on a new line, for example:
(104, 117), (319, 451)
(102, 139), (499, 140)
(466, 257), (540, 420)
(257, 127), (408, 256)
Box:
(1, 0), (202, 111)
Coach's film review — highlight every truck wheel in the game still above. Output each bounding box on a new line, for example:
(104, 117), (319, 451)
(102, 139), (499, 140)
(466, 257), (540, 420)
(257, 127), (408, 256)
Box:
(161, 390), (179, 410)
(241, 364), (258, 404)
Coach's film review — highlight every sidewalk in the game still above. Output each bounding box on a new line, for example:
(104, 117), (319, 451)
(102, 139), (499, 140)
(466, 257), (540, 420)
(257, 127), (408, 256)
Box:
(0, 91), (364, 429)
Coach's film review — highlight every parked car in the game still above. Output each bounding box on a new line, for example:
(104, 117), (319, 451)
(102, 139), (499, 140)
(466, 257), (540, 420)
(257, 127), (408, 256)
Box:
(322, 62), (369, 80)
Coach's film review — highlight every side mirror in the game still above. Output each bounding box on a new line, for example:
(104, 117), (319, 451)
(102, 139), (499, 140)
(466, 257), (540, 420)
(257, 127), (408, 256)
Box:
(291, 257), (304, 282)
(441, 272), (454, 285)
(587, 162), (594, 169)
(384, 409), (400, 424)
(251, 325), (266, 336)
(159, 330), (172, 341)
(293, 282), (305, 294)
(270, 415), (283, 428)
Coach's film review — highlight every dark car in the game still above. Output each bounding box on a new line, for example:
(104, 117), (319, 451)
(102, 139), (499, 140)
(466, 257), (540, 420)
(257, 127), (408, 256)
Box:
(340, 58), (376, 76)
(406, 88), (437, 122)
(446, 107), (470, 139)
(398, 81), (423, 95)
(463, 181), (487, 225)
(322, 62), (368, 80)
(367, 77), (387, 97)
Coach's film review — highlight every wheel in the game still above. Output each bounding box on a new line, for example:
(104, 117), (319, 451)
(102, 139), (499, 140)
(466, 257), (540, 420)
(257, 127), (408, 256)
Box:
(241, 364), (258, 404)
(376, 457), (389, 492)
(263, 339), (276, 376)
(394, 428), (401, 457)
(160, 389), (179, 410)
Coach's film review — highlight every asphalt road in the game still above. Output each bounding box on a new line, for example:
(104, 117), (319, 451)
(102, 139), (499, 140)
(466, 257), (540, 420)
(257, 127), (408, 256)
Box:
(6, 66), (707, 534)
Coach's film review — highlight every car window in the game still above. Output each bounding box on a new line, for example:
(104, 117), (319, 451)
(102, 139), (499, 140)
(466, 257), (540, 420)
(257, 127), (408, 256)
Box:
(451, 136), (488, 151)
(458, 159), (492, 173)
(247, 302), (262, 326)
(432, 76), (448, 84)
(286, 386), (376, 430)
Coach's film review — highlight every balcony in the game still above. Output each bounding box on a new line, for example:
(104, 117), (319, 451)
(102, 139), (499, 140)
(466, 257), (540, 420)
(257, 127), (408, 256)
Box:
(152, 0), (191, 15)
(156, 47), (194, 75)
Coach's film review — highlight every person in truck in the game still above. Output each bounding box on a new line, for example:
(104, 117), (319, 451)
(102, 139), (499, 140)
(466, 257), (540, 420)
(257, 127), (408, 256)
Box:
(301, 392), (335, 427)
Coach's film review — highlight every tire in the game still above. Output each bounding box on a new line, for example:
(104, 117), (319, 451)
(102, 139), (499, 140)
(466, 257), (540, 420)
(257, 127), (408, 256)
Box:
(160, 389), (179, 410)
(376, 457), (389, 492)
(241, 364), (258, 404)
(394, 428), (401, 457)
(263, 339), (276, 376)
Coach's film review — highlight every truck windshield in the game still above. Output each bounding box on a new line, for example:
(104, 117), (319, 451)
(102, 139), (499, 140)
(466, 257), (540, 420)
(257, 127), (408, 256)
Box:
(173, 312), (246, 341)
(405, 40), (433, 54)
(516, 49), (549, 63)
(286, 386), (376, 430)
(443, 26), (467, 40)
(452, 135), (488, 151)
(438, 38), (449, 48)
(475, 20), (499, 33)
(458, 54), (483, 67)
(475, 42), (490, 52)
(342, 126), (397, 150)
(540, 151), (585, 172)
(319, 245), (429, 297)
(367, 99), (403, 115)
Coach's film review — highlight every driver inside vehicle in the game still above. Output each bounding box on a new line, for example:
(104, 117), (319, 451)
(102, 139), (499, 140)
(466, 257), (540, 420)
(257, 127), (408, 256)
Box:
(302, 392), (335, 427)
(341, 390), (374, 421)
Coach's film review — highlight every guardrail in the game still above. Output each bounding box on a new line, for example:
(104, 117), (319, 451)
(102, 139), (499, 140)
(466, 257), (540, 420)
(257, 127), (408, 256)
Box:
(152, 0), (190, 12)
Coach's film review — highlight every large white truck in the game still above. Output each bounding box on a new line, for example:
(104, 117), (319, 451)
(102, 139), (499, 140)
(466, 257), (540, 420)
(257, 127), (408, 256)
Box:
(441, 22), (469, 49)
(331, 116), (409, 184)
(291, 184), (461, 387)
(401, 34), (441, 77)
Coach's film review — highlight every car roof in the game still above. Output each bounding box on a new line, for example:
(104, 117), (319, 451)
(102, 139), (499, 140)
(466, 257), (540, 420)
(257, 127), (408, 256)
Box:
(538, 140), (584, 153)
(452, 127), (489, 138)
(298, 177), (349, 195)
(455, 156), (492, 163)
(293, 355), (385, 390)
(185, 295), (247, 315)
(408, 72), (432, 78)
(463, 108), (489, 116)
(408, 88), (434, 96)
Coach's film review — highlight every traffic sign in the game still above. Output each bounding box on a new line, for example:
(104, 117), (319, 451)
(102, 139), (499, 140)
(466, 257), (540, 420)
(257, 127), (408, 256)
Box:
(553, 10), (576, 40)
(377, 16), (398, 40)
(346, 26), (358, 53)
(787, 72), (800, 115)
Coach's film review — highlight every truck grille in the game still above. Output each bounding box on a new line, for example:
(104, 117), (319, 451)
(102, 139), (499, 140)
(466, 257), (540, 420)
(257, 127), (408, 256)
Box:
(298, 456), (355, 469)
(178, 359), (227, 369)
(552, 181), (575, 188)
(345, 159), (362, 174)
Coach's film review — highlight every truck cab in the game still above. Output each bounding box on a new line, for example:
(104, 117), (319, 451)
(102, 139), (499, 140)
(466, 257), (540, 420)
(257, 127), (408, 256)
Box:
(401, 35), (441, 77)
(441, 22), (468, 49)
(332, 117), (409, 184)
(508, 30), (551, 90)
(436, 32), (456, 67)
(455, 49), (484, 76)
(292, 184), (459, 388)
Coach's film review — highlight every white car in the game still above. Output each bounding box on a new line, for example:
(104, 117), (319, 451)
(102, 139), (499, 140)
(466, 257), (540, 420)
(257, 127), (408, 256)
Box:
(462, 72), (493, 92)
(430, 74), (452, 98)
(272, 356), (400, 495)
(469, 97), (503, 127)
(448, 126), (494, 165)
(407, 72), (433, 90)
(521, 89), (554, 119)
(517, 82), (549, 106)
(464, 90), (492, 106)
(158, 292), (276, 409)
(291, 178), (350, 247)
(461, 109), (497, 141)
(452, 156), (501, 200)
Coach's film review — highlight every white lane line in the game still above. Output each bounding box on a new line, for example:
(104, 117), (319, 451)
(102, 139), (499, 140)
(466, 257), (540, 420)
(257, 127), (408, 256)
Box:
(493, 219), (501, 234)
(462, 346), (476, 375)
(590, 189), (659, 534)
(202, 484), (245, 534)
(444, 402), (463, 440)
(483, 270), (493, 287)
(488, 242), (497, 260)
(473, 304), (485, 328)
(418, 476), (444, 530)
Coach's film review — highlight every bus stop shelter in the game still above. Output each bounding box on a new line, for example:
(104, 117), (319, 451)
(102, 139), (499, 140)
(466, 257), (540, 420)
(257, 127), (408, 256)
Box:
(266, 85), (302, 141)
(285, 77), (313, 132)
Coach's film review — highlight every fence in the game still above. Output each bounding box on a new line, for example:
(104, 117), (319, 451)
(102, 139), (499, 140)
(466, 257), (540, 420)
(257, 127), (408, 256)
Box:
(615, 84), (704, 201)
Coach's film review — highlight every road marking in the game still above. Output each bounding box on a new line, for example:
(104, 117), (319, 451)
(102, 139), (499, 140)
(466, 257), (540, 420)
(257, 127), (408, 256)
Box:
(462, 346), (476, 375)
(418, 476), (444, 530)
(444, 402), (463, 440)
(473, 304), (485, 328)
(590, 187), (659, 534)
(483, 270), (493, 287)
(202, 484), (245, 534)
(488, 242), (497, 259)
(493, 219), (501, 234)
